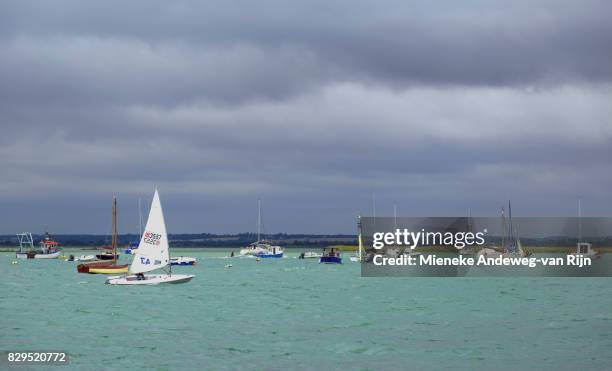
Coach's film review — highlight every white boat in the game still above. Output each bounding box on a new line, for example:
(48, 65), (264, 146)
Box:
(299, 251), (322, 259)
(239, 198), (284, 258)
(15, 232), (62, 259)
(170, 256), (197, 266)
(568, 200), (601, 260)
(571, 242), (601, 259)
(75, 255), (96, 262)
(106, 189), (194, 285)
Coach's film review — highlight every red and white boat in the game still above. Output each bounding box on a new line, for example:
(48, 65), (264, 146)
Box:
(16, 231), (62, 259)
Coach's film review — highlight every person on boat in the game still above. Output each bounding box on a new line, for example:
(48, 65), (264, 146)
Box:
(137, 273), (145, 280)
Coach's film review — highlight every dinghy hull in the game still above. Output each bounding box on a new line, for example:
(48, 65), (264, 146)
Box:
(105, 274), (194, 285)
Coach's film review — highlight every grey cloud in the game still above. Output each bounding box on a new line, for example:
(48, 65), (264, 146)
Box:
(0, 1), (611, 233)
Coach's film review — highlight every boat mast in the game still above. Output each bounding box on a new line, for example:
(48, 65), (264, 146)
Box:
(508, 201), (514, 252)
(257, 197), (261, 242)
(578, 198), (582, 243)
(112, 196), (117, 262)
(393, 204), (397, 231)
(357, 214), (363, 261)
(138, 198), (143, 240)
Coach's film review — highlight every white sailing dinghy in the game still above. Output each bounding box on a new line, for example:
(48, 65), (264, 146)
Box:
(106, 189), (194, 285)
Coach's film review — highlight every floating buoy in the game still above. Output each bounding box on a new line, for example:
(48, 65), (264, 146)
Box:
(255, 258), (261, 262)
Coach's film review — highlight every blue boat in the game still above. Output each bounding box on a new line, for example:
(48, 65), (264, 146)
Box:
(123, 241), (139, 255)
(320, 247), (342, 264)
(252, 242), (284, 258)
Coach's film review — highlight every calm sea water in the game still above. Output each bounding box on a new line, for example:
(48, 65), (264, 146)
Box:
(2, 249), (612, 370)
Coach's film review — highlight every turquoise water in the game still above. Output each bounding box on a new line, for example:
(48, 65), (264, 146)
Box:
(2, 249), (612, 370)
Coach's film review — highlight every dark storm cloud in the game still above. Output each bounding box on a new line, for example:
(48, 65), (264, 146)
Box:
(0, 0), (611, 233)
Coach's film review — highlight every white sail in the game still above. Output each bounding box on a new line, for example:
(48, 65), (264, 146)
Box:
(130, 189), (170, 274)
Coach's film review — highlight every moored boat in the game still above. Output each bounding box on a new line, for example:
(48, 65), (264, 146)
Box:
(299, 251), (322, 259)
(170, 256), (197, 266)
(239, 198), (284, 258)
(78, 196), (129, 274)
(320, 247), (342, 264)
(15, 231), (62, 259)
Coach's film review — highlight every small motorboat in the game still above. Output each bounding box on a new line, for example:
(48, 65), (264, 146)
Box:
(299, 251), (322, 259)
(320, 247), (342, 264)
(74, 255), (96, 262)
(570, 242), (602, 260)
(170, 256), (197, 266)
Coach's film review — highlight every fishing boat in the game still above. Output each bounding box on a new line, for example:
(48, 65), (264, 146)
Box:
(77, 197), (128, 274)
(320, 247), (342, 264)
(15, 231), (62, 259)
(106, 189), (194, 285)
(239, 198), (284, 258)
(170, 256), (197, 266)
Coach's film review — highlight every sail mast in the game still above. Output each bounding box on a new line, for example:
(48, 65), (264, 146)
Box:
(257, 198), (261, 242)
(138, 198), (143, 240)
(112, 196), (117, 262)
(578, 198), (582, 243)
(357, 214), (363, 261)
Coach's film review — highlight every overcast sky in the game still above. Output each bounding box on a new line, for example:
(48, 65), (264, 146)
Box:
(1, 0), (611, 234)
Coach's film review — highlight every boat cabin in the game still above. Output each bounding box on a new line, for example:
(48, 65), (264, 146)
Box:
(320, 247), (342, 264)
(576, 242), (593, 255)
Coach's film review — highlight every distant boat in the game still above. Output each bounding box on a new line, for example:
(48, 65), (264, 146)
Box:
(320, 247), (342, 264)
(106, 189), (194, 285)
(477, 201), (530, 259)
(349, 215), (363, 262)
(170, 256), (197, 266)
(15, 231), (62, 259)
(299, 251), (322, 259)
(78, 196), (128, 274)
(69, 255), (95, 262)
(568, 200), (602, 260)
(239, 198), (284, 258)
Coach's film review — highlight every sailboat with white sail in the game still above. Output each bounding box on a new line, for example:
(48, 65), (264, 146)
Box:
(106, 189), (194, 285)
(239, 198), (284, 258)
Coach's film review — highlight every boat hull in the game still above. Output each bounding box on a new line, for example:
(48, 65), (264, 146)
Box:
(16, 250), (62, 259)
(77, 260), (123, 273)
(96, 254), (119, 260)
(254, 252), (283, 258)
(320, 256), (342, 264)
(105, 274), (194, 285)
(87, 265), (129, 274)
